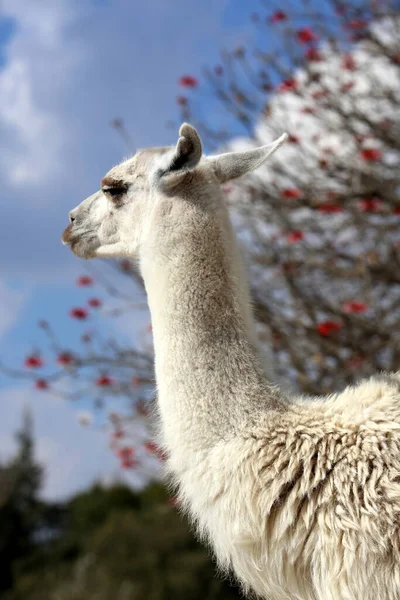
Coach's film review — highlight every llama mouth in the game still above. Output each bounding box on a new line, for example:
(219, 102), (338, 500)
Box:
(61, 224), (74, 245)
(70, 238), (98, 259)
(63, 230), (99, 258)
(62, 225), (97, 249)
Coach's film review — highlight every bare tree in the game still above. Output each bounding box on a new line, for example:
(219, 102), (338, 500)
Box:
(2, 0), (399, 476)
(175, 0), (400, 394)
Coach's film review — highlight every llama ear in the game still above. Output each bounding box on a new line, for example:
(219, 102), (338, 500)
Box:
(160, 123), (203, 176)
(210, 133), (288, 183)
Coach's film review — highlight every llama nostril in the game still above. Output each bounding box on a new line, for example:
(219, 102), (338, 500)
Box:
(69, 214), (75, 224)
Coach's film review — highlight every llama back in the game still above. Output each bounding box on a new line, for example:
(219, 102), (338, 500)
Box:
(172, 374), (400, 599)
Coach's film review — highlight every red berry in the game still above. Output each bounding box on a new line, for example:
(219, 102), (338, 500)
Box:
(360, 148), (382, 162)
(121, 458), (137, 469)
(286, 231), (304, 243)
(96, 375), (113, 387)
(342, 54), (357, 70)
(120, 259), (131, 272)
(278, 78), (297, 92)
(179, 75), (198, 88)
(317, 320), (342, 336)
(144, 441), (158, 454)
(342, 301), (368, 314)
(70, 308), (88, 320)
(341, 82), (355, 93)
(76, 275), (93, 286)
(88, 298), (102, 308)
(359, 198), (381, 212)
(269, 10), (287, 23)
(57, 352), (75, 366)
(282, 188), (302, 199)
(24, 355), (43, 369)
(118, 446), (134, 458)
(113, 430), (124, 439)
(35, 379), (49, 390)
(296, 28), (318, 44)
(317, 203), (342, 214)
(306, 47), (322, 62)
(137, 401), (150, 417)
(311, 90), (328, 100)
(144, 441), (167, 461)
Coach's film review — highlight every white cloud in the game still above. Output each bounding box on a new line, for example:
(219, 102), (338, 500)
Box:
(0, 0), (239, 190)
(0, 60), (61, 184)
(0, 0), (255, 499)
(0, 0), (82, 186)
(0, 0), (252, 277)
(0, 279), (26, 342)
(225, 24), (400, 193)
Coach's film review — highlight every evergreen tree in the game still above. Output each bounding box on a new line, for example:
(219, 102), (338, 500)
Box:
(0, 407), (42, 593)
(11, 483), (242, 600)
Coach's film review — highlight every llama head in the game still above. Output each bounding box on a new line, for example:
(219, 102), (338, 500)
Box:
(62, 123), (287, 260)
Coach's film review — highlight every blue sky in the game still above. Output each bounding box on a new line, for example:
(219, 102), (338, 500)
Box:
(0, 0), (259, 499)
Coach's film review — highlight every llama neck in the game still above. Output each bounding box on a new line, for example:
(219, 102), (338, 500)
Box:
(140, 192), (282, 455)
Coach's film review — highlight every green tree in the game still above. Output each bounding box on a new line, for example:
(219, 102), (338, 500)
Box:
(0, 407), (43, 593)
(11, 483), (241, 600)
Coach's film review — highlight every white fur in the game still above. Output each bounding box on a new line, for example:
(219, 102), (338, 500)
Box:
(63, 124), (400, 599)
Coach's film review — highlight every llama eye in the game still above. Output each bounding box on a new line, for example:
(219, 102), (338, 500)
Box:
(102, 187), (126, 197)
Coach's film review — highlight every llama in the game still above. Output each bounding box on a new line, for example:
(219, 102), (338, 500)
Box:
(62, 123), (400, 600)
